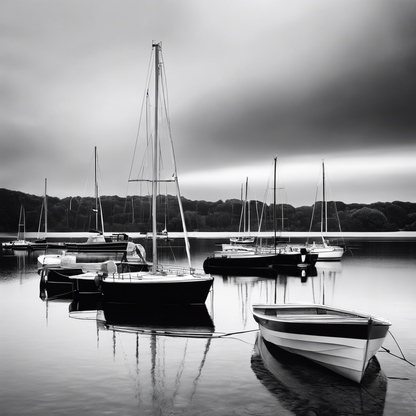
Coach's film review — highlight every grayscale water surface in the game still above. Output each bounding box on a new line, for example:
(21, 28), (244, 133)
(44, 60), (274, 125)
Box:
(1, 239), (415, 415)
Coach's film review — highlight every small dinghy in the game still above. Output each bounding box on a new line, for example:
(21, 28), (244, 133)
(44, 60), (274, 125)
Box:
(252, 303), (391, 383)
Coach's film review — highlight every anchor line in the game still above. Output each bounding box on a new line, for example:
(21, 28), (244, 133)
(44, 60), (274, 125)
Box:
(381, 330), (415, 367)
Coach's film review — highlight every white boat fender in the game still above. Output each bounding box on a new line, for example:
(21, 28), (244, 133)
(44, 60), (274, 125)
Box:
(300, 247), (307, 263)
(94, 274), (101, 289)
(100, 260), (117, 277)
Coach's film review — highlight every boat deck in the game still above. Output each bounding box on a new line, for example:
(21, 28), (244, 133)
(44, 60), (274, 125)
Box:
(255, 312), (370, 323)
(253, 305), (391, 326)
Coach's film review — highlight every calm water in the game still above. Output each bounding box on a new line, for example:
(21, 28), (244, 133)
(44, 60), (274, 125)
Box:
(1, 239), (415, 416)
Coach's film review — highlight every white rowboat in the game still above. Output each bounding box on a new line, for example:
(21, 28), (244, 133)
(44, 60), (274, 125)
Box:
(252, 303), (391, 383)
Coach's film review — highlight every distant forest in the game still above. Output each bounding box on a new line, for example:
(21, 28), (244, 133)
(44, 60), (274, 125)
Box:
(1, 188), (415, 233)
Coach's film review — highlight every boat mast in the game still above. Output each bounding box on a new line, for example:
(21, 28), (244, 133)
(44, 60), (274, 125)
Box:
(273, 155), (277, 252)
(18, 205), (25, 240)
(238, 184), (243, 234)
(94, 146), (99, 231)
(152, 42), (161, 273)
(322, 159), (327, 237)
(44, 178), (48, 236)
(245, 177), (249, 236)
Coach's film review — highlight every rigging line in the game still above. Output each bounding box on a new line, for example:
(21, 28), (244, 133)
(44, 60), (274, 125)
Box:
(324, 173), (344, 243)
(258, 182), (269, 234)
(82, 149), (96, 201)
(95, 150), (106, 233)
(259, 160), (274, 234)
(310, 164), (323, 229)
(159, 49), (170, 113)
(160, 79), (191, 267)
(128, 49), (155, 184)
(115, 331), (139, 388)
(131, 91), (153, 197)
(37, 201), (44, 237)
(237, 183), (243, 233)
(171, 338), (189, 405)
(307, 182), (320, 243)
(189, 337), (212, 402)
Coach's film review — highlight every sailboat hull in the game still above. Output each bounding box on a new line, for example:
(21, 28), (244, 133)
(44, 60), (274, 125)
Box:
(310, 246), (344, 261)
(100, 275), (213, 305)
(65, 241), (129, 252)
(3, 240), (32, 250)
(203, 251), (318, 275)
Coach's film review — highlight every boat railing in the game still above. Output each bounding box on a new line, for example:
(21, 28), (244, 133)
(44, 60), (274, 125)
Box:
(101, 264), (207, 281)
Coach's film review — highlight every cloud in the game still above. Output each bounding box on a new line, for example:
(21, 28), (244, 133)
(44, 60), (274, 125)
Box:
(1, 0), (415, 206)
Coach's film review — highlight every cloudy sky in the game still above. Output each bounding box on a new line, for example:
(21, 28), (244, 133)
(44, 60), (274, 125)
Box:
(1, 0), (416, 207)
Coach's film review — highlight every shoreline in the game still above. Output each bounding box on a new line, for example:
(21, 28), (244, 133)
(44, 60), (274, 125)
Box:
(1, 231), (416, 242)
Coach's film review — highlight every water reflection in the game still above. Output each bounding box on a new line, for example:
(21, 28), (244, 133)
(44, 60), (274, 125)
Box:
(252, 335), (387, 416)
(68, 298), (216, 415)
(219, 262), (342, 328)
(98, 302), (215, 335)
(39, 276), (76, 302)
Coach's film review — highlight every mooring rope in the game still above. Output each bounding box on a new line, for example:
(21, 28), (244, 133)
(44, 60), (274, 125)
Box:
(381, 330), (415, 367)
(45, 290), (74, 301)
(106, 327), (259, 340)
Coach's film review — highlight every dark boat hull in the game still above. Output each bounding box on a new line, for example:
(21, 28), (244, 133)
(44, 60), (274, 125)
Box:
(65, 241), (129, 252)
(203, 252), (318, 275)
(100, 278), (213, 305)
(101, 303), (215, 332)
(29, 239), (48, 251)
(41, 267), (99, 294)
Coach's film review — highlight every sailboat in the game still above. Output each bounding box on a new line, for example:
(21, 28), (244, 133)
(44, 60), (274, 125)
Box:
(229, 178), (255, 245)
(203, 156), (318, 275)
(306, 160), (344, 261)
(64, 147), (131, 253)
(3, 205), (32, 250)
(30, 178), (49, 251)
(72, 42), (213, 304)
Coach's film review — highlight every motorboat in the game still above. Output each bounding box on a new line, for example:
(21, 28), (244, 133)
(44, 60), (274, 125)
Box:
(203, 246), (318, 275)
(64, 231), (130, 252)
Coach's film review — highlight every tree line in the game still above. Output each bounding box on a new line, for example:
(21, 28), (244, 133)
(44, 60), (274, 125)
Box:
(1, 188), (415, 233)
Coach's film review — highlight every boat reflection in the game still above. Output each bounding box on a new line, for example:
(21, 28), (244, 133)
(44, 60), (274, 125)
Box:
(39, 273), (77, 301)
(251, 335), (387, 416)
(68, 294), (103, 317)
(95, 302), (215, 414)
(98, 302), (215, 335)
(39, 278), (76, 301)
(219, 265), (318, 328)
(217, 264), (317, 281)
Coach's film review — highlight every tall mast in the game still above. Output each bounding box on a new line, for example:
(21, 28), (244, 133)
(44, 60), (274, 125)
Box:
(239, 184), (243, 233)
(18, 205), (24, 240)
(322, 159), (327, 235)
(245, 177), (248, 234)
(94, 146), (99, 230)
(152, 42), (161, 273)
(273, 155), (277, 252)
(44, 178), (48, 235)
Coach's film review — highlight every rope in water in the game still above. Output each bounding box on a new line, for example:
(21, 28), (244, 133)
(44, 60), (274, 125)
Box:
(103, 327), (259, 339)
(381, 330), (415, 367)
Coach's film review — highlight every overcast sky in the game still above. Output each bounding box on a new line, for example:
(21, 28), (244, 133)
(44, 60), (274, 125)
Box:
(1, 0), (416, 207)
